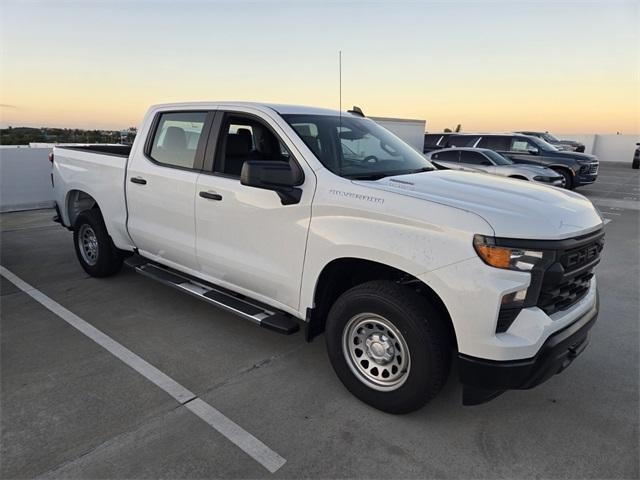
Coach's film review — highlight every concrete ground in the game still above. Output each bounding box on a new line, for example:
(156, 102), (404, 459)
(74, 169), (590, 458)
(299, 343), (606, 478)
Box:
(1, 163), (638, 479)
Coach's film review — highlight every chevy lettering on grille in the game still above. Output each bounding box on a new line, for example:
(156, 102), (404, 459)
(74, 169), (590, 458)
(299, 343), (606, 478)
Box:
(561, 241), (603, 271)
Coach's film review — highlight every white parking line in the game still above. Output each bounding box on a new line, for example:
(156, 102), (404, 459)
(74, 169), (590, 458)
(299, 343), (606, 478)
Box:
(0, 265), (286, 474)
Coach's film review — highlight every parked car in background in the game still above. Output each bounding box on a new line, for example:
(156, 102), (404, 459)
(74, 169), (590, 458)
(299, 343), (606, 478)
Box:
(426, 148), (563, 186)
(445, 133), (598, 189)
(423, 133), (453, 153)
(515, 131), (586, 153)
(633, 143), (639, 169)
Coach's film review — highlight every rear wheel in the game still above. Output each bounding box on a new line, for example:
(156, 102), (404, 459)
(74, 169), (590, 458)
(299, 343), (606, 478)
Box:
(325, 281), (451, 414)
(73, 210), (123, 277)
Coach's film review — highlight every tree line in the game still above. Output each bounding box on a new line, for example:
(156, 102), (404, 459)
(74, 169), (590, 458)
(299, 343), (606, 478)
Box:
(0, 127), (137, 145)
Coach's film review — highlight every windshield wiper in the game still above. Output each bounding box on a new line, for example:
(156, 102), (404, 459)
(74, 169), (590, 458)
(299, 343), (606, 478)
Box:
(403, 167), (435, 174)
(346, 166), (435, 181)
(345, 173), (392, 181)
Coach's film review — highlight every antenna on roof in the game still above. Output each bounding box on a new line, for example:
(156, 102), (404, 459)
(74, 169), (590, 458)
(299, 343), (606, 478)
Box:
(338, 50), (343, 176)
(339, 50), (342, 117)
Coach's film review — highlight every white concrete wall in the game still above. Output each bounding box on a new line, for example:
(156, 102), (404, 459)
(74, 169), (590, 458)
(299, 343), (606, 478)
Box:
(0, 134), (636, 213)
(0, 146), (54, 212)
(370, 117), (427, 152)
(561, 134), (638, 162)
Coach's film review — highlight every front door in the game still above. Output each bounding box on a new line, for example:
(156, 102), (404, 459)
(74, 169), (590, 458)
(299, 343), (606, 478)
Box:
(194, 109), (315, 311)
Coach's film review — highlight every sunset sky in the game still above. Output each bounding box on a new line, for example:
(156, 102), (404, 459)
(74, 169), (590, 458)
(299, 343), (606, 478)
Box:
(1, 0), (638, 134)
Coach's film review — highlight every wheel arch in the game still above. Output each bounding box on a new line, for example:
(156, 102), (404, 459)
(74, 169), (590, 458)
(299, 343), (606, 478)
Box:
(547, 164), (575, 188)
(305, 257), (457, 349)
(66, 189), (100, 228)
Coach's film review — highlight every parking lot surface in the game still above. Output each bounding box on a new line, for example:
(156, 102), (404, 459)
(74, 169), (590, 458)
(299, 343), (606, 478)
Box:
(1, 163), (638, 479)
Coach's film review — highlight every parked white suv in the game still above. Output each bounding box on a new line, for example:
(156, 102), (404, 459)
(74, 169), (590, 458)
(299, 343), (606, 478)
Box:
(51, 102), (604, 413)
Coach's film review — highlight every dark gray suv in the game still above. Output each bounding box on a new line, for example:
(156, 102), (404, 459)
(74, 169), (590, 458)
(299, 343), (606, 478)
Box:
(444, 133), (598, 189)
(515, 131), (586, 153)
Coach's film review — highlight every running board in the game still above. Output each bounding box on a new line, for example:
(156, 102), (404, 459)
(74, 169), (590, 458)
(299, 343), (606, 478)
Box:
(125, 256), (299, 335)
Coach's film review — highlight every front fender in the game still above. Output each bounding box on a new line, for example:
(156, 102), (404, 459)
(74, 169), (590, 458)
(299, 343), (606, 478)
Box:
(299, 172), (493, 311)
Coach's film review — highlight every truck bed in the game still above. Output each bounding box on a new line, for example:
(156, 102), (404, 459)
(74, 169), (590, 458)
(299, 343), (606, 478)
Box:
(52, 144), (133, 250)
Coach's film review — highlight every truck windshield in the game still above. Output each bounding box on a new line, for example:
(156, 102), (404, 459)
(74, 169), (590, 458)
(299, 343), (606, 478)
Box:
(282, 114), (435, 180)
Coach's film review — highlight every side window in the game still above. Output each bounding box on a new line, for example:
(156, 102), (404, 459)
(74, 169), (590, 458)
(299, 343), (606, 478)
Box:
(459, 151), (489, 165)
(432, 150), (459, 161)
(510, 137), (536, 152)
(215, 114), (292, 177)
(477, 136), (510, 151)
(149, 112), (207, 169)
(447, 135), (479, 148)
(424, 134), (443, 148)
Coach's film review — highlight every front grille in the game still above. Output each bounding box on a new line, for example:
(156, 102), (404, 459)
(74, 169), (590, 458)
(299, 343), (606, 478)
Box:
(560, 238), (604, 273)
(534, 231), (604, 316)
(538, 271), (593, 315)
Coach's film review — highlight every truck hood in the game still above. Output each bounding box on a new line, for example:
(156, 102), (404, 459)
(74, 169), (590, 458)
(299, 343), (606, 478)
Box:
(356, 170), (603, 240)
(550, 151), (597, 162)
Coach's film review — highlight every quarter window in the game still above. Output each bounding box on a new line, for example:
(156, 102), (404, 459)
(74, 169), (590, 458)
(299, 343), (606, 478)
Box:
(149, 112), (207, 169)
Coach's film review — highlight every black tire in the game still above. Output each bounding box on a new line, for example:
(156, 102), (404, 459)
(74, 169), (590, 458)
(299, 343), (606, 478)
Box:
(554, 168), (574, 190)
(73, 210), (123, 277)
(325, 280), (451, 414)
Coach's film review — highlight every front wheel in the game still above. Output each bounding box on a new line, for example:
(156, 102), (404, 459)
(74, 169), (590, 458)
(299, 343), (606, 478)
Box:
(73, 210), (123, 277)
(325, 281), (451, 414)
(554, 168), (574, 189)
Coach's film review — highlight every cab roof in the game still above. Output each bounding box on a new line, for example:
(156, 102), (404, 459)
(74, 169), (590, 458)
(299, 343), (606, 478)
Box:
(150, 101), (348, 117)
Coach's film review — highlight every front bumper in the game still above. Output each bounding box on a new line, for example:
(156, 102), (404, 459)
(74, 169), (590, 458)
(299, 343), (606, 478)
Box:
(458, 292), (598, 405)
(575, 162), (599, 186)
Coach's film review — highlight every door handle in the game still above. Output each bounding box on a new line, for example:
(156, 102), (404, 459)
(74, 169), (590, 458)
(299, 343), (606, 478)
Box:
(130, 176), (147, 185)
(199, 191), (223, 201)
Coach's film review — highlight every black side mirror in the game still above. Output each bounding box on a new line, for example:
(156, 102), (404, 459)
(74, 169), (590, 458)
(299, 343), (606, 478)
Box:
(527, 147), (539, 155)
(240, 161), (303, 205)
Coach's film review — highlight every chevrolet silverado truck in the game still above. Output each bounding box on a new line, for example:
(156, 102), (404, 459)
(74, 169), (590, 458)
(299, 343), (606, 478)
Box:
(51, 102), (605, 413)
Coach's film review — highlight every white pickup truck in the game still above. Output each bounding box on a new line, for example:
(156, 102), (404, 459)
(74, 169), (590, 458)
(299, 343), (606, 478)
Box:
(51, 102), (604, 413)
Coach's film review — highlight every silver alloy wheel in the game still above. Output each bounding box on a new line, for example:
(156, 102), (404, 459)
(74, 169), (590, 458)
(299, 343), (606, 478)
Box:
(559, 175), (567, 188)
(342, 313), (411, 391)
(78, 224), (99, 266)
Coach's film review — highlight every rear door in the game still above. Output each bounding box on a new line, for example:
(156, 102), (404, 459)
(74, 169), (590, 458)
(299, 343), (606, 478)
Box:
(194, 108), (315, 311)
(126, 110), (213, 271)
